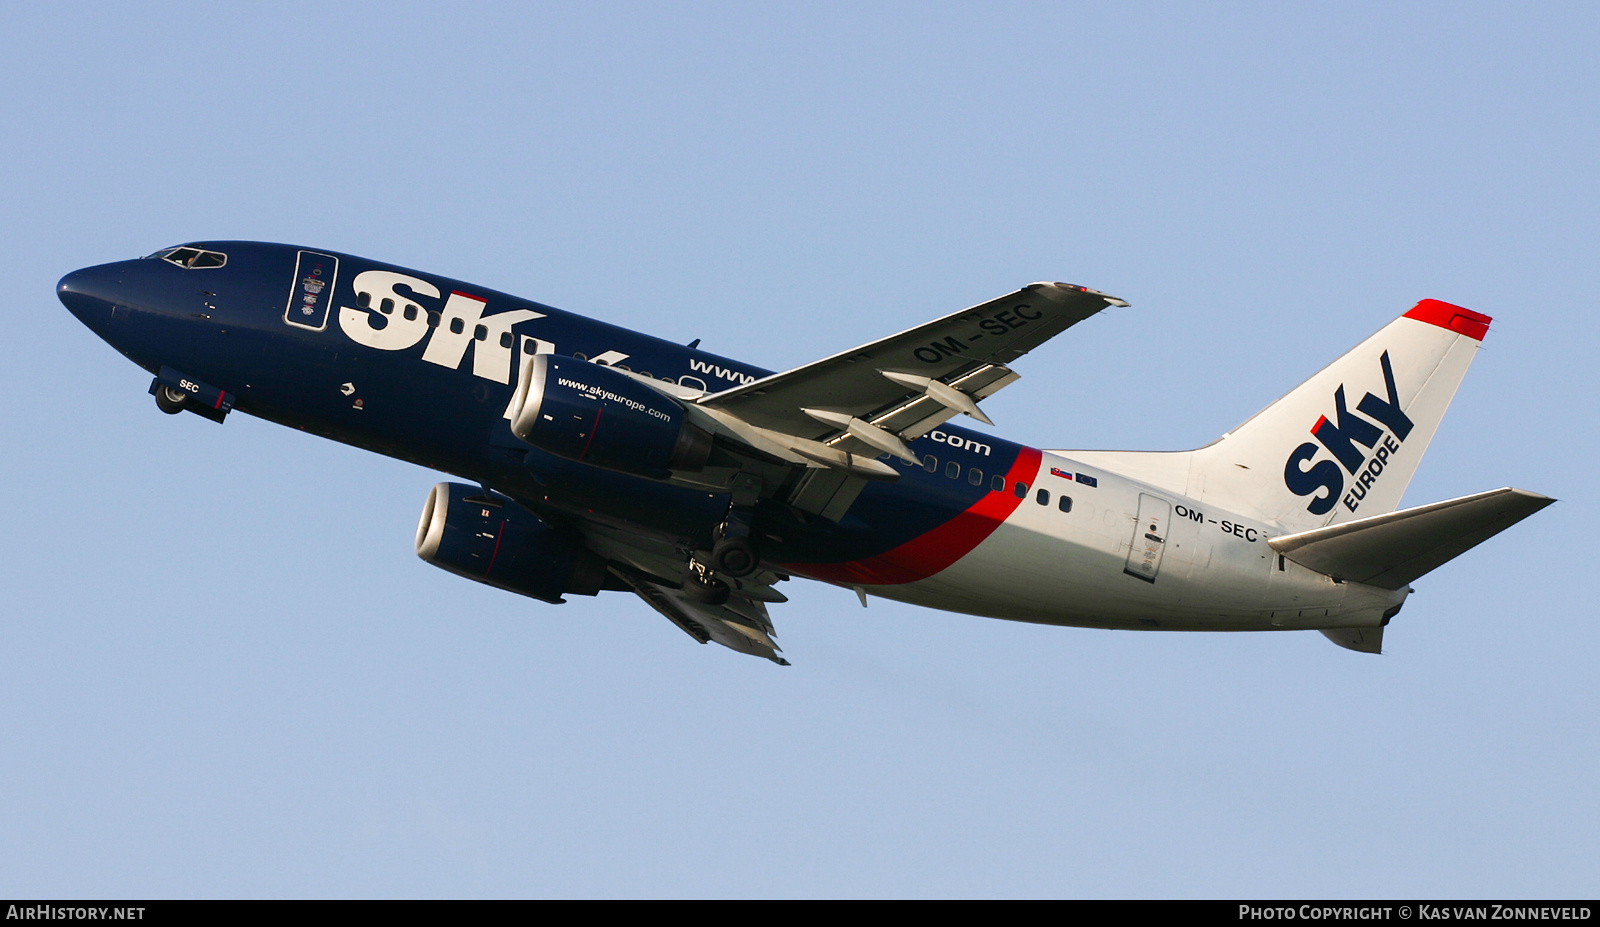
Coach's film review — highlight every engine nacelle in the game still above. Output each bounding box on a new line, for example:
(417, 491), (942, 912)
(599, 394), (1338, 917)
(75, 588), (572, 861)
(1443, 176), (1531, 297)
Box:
(507, 354), (712, 479)
(415, 482), (607, 604)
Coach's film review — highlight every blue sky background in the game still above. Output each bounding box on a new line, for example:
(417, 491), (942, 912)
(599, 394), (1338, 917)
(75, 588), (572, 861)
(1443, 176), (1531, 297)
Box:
(2, 2), (1595, 898)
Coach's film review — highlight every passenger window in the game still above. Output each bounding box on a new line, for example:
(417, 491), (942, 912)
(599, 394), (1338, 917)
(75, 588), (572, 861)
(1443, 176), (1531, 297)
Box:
(379, 298), (394, 315)
(924, 455), (938, 473)
(474, 324), (488, 341)
(573, 353), (588, 361)
(403, 304), (417, 321)
(991, 475), (1005, 492)
(357, 291), (371, 309)
(500, 332), (514, 348)
(1036, 488), (1050, 506)
(1014, 482), (1027, 499)
(945, 461), (961, 479)
(449, 318), (465, 335)
(968, 468), (983, 486)
(427, 311), (440, 328)
(1058, 496), (1073, 513)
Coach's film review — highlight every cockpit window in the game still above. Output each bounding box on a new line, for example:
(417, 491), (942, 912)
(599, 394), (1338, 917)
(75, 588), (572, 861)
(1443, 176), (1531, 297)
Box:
(147, 246), (227, 269)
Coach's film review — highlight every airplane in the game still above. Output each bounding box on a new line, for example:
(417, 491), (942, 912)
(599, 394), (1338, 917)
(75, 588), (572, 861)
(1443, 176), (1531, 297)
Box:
(57, 242), (1552, 665)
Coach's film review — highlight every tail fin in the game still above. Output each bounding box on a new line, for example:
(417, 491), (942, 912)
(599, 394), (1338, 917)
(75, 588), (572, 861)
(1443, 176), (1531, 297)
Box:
(1190, 300), (1493, 531)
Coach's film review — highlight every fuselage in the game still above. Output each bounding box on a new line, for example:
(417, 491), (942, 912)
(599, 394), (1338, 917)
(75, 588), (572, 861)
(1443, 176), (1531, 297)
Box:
(58, 241), (1402, 635)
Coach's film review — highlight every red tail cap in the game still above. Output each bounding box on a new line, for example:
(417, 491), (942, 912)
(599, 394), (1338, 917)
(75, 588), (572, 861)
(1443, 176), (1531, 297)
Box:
(1404, 299), (1492, 341)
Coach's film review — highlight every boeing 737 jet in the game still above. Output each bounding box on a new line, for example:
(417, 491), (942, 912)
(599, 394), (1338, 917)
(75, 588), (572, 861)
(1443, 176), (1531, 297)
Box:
(58, 242), (1552, 664)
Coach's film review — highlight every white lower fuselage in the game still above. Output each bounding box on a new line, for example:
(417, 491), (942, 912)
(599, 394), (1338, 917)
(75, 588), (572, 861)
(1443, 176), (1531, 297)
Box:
(867, 451), (1405, 633)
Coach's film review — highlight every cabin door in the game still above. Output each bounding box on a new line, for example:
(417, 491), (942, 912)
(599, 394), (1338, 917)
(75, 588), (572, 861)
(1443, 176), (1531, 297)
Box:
(282, 250), (340, 332)
(1123, 493), (1172, 584)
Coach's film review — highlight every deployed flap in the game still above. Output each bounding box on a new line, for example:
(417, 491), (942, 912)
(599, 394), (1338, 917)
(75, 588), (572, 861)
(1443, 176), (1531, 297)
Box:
(617, 571), (789, 665)
(699, 282), (1124, 441)
(574, 521), (790, 664)
(1270, 488), (1554, 589)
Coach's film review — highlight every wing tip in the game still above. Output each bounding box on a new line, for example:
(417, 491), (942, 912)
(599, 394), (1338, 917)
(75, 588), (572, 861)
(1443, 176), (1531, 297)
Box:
(1031, 282), (1129, 307)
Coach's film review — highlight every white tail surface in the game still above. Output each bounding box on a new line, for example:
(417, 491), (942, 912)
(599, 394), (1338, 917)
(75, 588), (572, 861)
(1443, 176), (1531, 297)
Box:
(1268, 487), (1554, 589)
(1065, 300), (1493, 532)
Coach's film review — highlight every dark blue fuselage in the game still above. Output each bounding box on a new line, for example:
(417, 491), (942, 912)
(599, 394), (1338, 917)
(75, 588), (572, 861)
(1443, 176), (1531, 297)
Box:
(59, 242), (1029, 574)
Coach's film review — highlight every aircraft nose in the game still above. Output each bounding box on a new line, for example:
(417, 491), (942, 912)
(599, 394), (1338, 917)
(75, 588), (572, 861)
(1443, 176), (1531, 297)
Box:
(58, 264), (125, 333)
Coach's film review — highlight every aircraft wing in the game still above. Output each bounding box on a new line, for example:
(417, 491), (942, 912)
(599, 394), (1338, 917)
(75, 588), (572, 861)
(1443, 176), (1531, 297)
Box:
(685, 283), (1125, 492)
(699, 282), (1126, 444)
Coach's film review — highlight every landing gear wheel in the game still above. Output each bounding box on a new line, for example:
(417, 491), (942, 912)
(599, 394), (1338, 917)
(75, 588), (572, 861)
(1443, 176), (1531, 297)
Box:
(711, 536), (759, 578)
(682, 573), (731, 606)
(155, 385), (189, 415)
(682, 557), (732, 606)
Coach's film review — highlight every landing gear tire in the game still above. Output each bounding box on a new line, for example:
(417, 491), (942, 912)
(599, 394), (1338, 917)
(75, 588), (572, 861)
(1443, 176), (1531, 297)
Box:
(155, 385), (189, 415)
(710, 536), (759, 578)
(682, 573), (731, 606)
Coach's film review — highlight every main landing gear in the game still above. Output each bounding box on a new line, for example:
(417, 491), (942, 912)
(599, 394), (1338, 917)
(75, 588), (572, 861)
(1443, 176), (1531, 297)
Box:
(709, 472), (764, 578)
(682, 557), (731, 606)
(681, 473), (766, 604)
(710, 506), (758, 577)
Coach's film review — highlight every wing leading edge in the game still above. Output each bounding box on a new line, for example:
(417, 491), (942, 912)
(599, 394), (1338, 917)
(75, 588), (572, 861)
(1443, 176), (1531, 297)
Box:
(677, 282), (1125, 519)
(699, 281), (1126, 441)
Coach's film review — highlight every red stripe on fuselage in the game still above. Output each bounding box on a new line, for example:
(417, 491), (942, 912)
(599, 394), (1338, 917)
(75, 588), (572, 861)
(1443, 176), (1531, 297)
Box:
(789, 447), (1043, 586)
(1404, 299), (1491, 342)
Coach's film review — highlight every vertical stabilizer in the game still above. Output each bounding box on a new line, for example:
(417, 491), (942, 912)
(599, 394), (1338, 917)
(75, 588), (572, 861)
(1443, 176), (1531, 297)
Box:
(1189, 300), (1491, 531)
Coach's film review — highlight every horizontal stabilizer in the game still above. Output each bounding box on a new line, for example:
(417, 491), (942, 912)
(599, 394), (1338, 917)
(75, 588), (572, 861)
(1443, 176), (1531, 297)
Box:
(1270, 488), (1554, 589)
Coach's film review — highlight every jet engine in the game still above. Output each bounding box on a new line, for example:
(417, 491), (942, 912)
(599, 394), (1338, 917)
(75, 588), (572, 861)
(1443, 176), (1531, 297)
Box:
(507, 354), (713, 479)
(415, 482), (608, 604)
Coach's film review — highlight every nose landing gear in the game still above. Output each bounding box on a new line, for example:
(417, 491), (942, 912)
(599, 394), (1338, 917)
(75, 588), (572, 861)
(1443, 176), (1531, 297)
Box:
(147, 368), (234, 424)
(154, 384), (189, 414)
